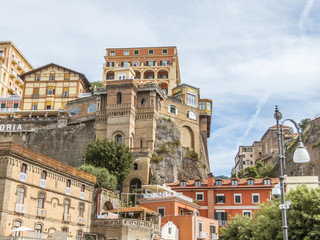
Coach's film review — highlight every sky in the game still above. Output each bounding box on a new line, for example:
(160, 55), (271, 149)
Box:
(2, 0), (320, 176)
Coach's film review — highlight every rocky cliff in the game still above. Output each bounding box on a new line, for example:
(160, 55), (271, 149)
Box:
(150, 117), (209, 184)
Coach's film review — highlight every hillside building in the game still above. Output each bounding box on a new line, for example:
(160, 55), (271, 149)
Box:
(0, 41), (33, 97)
(0, 142), (96, 240)
(20, 63), (90, 112)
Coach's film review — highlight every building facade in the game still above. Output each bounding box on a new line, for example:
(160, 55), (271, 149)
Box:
(0, 142), (96, 239)
(0, 41), (33, 97)
(20, 63), (90, 111)
(167, 174), (278, 228)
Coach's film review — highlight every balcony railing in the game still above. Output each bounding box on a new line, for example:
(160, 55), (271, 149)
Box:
(15, 203), (26, 214)
(63, 213), (71, 223)
(77, 217), (86, 225)
(80, 191), (85, 199)
(11, 57), (18, 64)
(15, 76), (24, 86)
(199, 231), (208, 239)
(210, 233), (219, 240)
(37, 208), (46, 217)
(40, 179), (46, 188)
(142, 191), (193, 203)
(218, 220), (227, 226)
(19, 172), (26, 182)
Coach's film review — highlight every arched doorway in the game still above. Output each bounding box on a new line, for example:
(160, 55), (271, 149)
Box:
(102, 201), (113, 211)
(130, 178), (142, 192)
(181, 126), (195, 149)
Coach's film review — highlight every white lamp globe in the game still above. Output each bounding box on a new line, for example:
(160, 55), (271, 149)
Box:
(293, 141), (310, 163)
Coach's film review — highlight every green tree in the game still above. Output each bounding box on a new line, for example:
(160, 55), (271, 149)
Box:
(89, 81), (104, 93)
(246, 166), (260, 178)
(79, 164), (117, 190)
(298, 118), (311, 132)
(237, 169), (245, 178)
(219, 186), (320, 240)
(85, 139), (134, 185)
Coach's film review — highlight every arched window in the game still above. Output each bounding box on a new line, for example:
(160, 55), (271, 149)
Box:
(69, 107), (80, 117)
(168, 105), (178, 115)
(133, 163), (138, 170)
(61, 227), (68, 233)
(115, 134), (122, 145)
(180, 180), (186, 187)
(49, 72), (55, 81)
(141, 98), (146, 105)
(35, 223), (43, 234)
(38, 192), (45, 209)
(87, 103), (96, 113)
(264, 178), (271, 185)
(140, 139), (143, 148)
(133, 61), (139, 67)
(117, 92), (122, 104)
(195, 180), (201, 186)
(13, 219), (22, 236)
(130, 178), (142, 192)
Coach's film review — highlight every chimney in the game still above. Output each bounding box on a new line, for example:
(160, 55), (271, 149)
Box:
(207, 172), (214, 186)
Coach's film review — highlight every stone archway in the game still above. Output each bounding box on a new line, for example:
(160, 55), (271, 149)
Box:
(102, 201), (113, 211)
(130, 178), (142, 192)
(181, 126), (195, 149)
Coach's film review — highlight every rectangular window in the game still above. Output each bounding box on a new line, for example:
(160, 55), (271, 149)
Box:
(35, 74), (40, 81)
(158, 207), (165, 217)
(33, 88), (39, 98)
(206, 102), (211, 111)
(214, 211), (227, 221)
(64, 73), (70, 80)
(40, 170), (47, 188)
(45, 101), (52, 110)
(63, 87), (69, 97)
(161, 60), (169, 66)
(215, 195), (225, 204)
(210, 224), (216, 234)
(162, 49), (168, 54)
(1, 103), (6, 109)
(47, 87), (54, 95)
(243, 210), (252, 218)
(252, 194), (260, 204)
(20, 163), (27, 182)
(196, 192), (204, 201)
(80, 185), (85, 199)
(122, 61), (129, 67)
(79, 203), (84, 217)
(234, 194), (242, 204)
(66, 179), (71, 195)
(110, 50), (115, 56)
(147, 61), (155, 66)
(149, 49), (154, 55)
(199, 222), (203, 232)
(187, 93), (197, 107)
(107, 62), (115, 67)
(199, 102), (205, 110)
(246, 160), (250, 165)
(13, 103), (19, 109)
(32, 104), (38, 110)
(124, 50), (129, 55)
(134, 50), (139, 55)
(264, 179), (271, 185)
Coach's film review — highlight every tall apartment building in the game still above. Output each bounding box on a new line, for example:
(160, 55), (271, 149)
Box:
(233, 141), (262, 176)
(0, 41), (33, 97)
(20, 63), (90, 111)
(103, 47), (180, 95)
(0, 142), (96, 240)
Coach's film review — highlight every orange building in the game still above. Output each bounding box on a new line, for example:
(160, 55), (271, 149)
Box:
(103, 46), (180, 95)
(139, 189), (218, 240)
(167, 174), (279, 228)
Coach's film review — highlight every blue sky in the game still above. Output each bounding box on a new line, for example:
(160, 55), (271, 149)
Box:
(2, 0), (320, 176)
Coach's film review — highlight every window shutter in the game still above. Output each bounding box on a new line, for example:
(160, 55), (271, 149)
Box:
(215, 196), (218, 203)
(222, 196), (225, 203)
(53, 89), (55, 95)
(153, 61), (156, 66)
(214, 212), (218, 220)
(121, 62), (124, 67)
(168, 60), (170, 65)
(146, 61), (148, 66)
(160, 61), (162, 66)
(223, 212), (227, 221)
(112, 62), (115, 67)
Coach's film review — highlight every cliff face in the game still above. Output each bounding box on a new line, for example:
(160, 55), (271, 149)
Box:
(285, 118), (320, 177)
(150, 117), (209, 184)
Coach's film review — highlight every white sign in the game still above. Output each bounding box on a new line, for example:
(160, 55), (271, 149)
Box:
(0, 124), (22, 132)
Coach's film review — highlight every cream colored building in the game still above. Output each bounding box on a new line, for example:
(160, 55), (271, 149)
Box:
(285, 176), (319, 192)
(0, 41), (33, 97)
(20, 63), (90, 111)
(0, 142), (96, 240)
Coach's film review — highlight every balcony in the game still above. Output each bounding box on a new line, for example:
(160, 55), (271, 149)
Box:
(15, 76), (24, 86)
(40, 179), (46, 188)
(11, 57), (18, 64)
(37, 208), (46, 217)
(218, 220), (227, 226)
(15, 203), (26, 214)
(66, 187), (71, 195)
(77, 216), (86, 225)
(80, 191), (85, 199)
(142, 191), (194, 203)
(19, 172), (26, 182)
(210, 233), (219, 240)
(63, 213), (71, 223)
(0, 52), (4, 59)
(198, 231), (208, 239)
(10, 71), (17, 78)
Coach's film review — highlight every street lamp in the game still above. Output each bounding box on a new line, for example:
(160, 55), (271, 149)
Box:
(274, 105), (310, 240)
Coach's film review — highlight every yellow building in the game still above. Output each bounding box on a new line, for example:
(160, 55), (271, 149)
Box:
(20, 63), (91, 111)
(0, 41), (33, 96)
(0, 142), (96, 240)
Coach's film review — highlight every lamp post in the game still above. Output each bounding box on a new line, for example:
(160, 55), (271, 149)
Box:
(274, 105), (311, 240)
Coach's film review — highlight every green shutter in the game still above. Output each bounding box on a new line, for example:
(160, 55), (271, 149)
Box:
(167, 60), (170, 65)
(160, 61), (162, 66)
(121, 62), (124, 67)
(153, 61), (156, 66)
(223, 212), (227, 221)
(112, 62), (115, 67)
(214, 212), (218, 220)
(215, 196), (218, 203)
